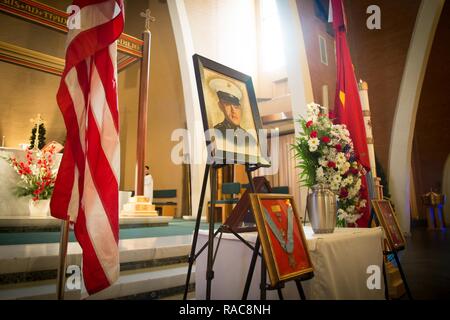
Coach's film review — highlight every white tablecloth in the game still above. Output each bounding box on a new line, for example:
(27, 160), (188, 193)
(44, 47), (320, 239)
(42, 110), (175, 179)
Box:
(195, 226), (385, 300)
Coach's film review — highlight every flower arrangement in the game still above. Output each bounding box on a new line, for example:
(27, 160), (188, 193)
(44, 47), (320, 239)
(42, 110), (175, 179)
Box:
(293, 103), (367, 226)
(5, 146), (57, 201)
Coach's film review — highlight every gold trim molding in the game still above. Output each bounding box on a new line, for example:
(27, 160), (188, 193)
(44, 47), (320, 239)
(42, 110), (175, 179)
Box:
(0, 40), (64, 75)
(0, 0), (143, 58)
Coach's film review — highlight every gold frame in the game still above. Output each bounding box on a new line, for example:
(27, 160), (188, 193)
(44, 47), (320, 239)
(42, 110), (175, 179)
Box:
(250, 193), (314, 286)
(371, 199), (406, 251)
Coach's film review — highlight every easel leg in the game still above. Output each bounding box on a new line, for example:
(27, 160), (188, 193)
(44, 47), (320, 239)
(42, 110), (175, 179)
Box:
(242, 238), (260, 299)
(242, 165), (269, 300)
(392, 251), (413, 300)
(260, 251), (267, 300)
(212, 231), (223, 265)
(206, 166), (217, 300)
(382, 259), (389, 300)
(277, 288), (284, 300)
(368, 208), (375, 228)
(295, 279), (306, 300)
(183, 164), (210, 300)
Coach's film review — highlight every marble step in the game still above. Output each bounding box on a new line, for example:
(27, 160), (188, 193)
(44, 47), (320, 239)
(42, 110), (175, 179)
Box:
(0, 235), (192, 275)
(0, 216), (173, 232)
(88, 264), (195, 300)
(0, 263), (195, 300)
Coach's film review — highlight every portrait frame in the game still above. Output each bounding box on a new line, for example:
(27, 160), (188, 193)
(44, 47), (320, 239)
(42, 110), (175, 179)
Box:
(371, 199), (406, 251)
(250, 194), (314, 286)
(193, 54), (270, 167)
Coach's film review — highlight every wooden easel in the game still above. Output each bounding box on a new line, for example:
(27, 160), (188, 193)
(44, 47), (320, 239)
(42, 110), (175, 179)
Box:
(182, 162), (311, 300)
(370, 200), (413, 300)
(183, 163), (269, 300)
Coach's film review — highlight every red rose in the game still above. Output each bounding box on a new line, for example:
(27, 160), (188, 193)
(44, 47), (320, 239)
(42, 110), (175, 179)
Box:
(349, 168), (359, 175)
(321, 136), (331, 144)
(327, 161), (336, 168)
(310, 131), (318, 138)
(340, 188), (349, 198)
(335, 144), (342, 152)
(306, 121), (313, 128)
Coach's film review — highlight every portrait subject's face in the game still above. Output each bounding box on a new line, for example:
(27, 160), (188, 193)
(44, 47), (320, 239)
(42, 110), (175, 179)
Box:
(220, 101), (242, 126)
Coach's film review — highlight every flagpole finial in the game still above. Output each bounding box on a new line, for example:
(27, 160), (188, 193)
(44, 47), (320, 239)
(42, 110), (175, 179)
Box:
(140, 9), (156, 32)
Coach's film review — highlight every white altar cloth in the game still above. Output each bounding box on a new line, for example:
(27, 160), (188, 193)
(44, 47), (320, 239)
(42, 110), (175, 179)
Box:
(195, 226), (385, 300)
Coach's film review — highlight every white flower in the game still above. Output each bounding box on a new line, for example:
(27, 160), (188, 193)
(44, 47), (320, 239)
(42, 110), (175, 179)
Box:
(308, 138), (320, 152)
(345, 213), (362, 224)
(307, 103), (321, 121)
(316, 167), (326, 183)
(330, 181), (340, 191)
(336, 153), (346, 165)
(331, 174), (342, 184)
(339, 162), (351, 175)
(319, 157), (328, 167)
(342, 176), (353, 187)
(328, 147), (337, 158)
(337, 209), (348, 220)
(359, 199), (367, 208)
(316, 167), (324, 178)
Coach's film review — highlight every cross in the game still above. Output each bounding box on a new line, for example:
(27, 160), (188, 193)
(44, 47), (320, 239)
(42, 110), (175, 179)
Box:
(30, 114), (45, 150)
(140, 9), (156, 31)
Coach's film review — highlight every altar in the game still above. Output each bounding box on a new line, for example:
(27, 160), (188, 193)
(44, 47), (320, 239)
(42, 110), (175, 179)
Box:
(195, 227), (385, 300)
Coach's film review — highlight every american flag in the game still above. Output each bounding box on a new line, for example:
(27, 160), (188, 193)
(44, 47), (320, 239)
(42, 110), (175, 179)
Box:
(50, 0), (124, 295)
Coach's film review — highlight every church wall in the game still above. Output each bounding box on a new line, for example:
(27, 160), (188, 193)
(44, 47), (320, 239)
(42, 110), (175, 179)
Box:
(296, 0), (336, 109)
(343, 0), (421, 173)
(184, 0), (259, 93)
(0, 0), (186, 216)
(412, 0), (450, 218)
(0, 1), (69, 150)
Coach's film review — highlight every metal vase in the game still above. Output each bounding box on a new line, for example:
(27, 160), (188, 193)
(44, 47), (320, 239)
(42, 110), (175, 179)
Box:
(307, 184), (337, 234)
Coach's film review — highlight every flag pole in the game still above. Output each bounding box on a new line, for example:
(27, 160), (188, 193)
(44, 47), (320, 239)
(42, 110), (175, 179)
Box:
(56, 219), (70, 300)
(135, 9), (155, 195)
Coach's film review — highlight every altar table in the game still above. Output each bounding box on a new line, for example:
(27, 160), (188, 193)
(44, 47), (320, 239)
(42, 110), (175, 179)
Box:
(195, 226), (385, 300)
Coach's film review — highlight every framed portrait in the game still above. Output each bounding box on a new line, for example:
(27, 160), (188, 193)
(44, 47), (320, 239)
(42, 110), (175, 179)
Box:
(193, 54), (270, 166)
(250, 194), (314, 286)
(371, 200), (406, 251)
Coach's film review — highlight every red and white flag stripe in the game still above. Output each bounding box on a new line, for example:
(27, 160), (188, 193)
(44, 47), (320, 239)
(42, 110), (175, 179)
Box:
(51, 0), (124, 295)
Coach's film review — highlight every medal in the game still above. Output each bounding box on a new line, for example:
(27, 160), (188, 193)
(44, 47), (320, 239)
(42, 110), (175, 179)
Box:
(263, 204), (296, 269)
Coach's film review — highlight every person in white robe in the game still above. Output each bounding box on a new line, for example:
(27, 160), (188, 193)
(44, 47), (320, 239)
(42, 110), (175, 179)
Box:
(144, 165), (153, 204)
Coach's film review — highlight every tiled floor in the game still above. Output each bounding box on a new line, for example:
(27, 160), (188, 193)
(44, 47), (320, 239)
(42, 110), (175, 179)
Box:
(400, 227), (450, 299)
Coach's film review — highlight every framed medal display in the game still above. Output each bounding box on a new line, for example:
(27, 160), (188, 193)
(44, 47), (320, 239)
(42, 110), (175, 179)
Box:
(250, 194), (314, 286)
(371, 199), (406, 251)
